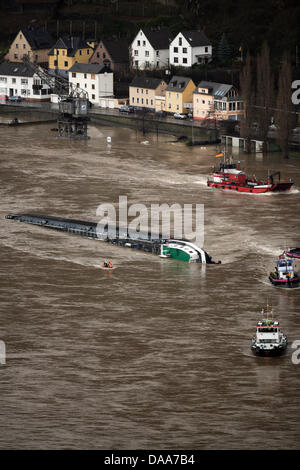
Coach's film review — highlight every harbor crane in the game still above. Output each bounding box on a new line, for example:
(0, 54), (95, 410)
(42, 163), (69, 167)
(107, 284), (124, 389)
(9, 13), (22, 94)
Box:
(22, 55), (90, 139)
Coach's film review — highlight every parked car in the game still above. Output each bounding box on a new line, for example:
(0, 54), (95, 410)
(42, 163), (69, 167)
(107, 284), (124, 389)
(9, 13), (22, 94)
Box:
(0, 94), (8, 101)
(174, 113), (187, 119)
(119, 105), (134, 113)
(8, 95), (22, 102)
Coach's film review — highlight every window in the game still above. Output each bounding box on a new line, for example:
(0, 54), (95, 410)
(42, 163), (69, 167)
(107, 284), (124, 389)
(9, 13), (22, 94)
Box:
(64, 61), (68, 67)
(141, 89), (143, 94)
(146, 99), (148, 104)
(137, 88), (139, 93)
(150, 99), (153, 106)
(132, 97), (135, 103)
(54, 60), (58, 66)
(21, 78), (28, 84)
(79, 50), (82, 55)
(137, 40), (140, 46)
(173, 47), (178, 53)
(12, 78), (16, 84)
(156, 50), (159, 57)
(103, 53), (106, 58)
(145, 89), (148, 94)
(202, 100), (205, 104)
(137, 97), (139, 103)
(72, 72), (76, 78)
(145, 51), (149, 57)
(92, 84), (95, 90)
(145, 61), (150, 67)
(141, 98), (144, 104)
(179, 37), (182, 46)
(92, 94), (95, 99)
(23, 44), (26, 49)
(135, 60), (138, 67)
(142, 41), (146, 46)
(97, 52), (100, 58)
(176, 105), (179, 110)
(87, 50), (90, 54)
(183, 58), (187, 64)
(176, 93), (179, 99)
(156, 61), (159, 67)
(0, 77), (7, 83)
(205, 47), (208, 53)
(16, 43), (19, 49)
(14, 53), (18, 59)
(182, 47), (187, 53)
(134, 50), (138, 56)
(84, 73), (87, 79)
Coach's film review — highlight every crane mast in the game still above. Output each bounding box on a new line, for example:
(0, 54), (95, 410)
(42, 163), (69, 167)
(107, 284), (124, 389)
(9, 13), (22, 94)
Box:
(23, 55), (90, 139)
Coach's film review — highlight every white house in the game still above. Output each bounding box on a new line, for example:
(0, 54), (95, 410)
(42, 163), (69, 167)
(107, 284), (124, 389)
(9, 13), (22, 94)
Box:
(0, 61), (51, 100)
(130, 27), (172, 70)
(68, 63), (113, 106)
(169, 30), (212, 67)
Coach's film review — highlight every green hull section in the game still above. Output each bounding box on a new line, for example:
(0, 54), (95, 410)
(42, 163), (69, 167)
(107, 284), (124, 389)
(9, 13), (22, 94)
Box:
(162, 246), (191, 262)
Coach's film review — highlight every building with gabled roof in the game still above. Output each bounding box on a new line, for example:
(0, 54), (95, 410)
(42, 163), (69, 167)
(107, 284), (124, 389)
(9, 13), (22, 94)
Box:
(89, 39), (130, 74)
(129, 76), (167, 111)
(0, 61), (52, 101)
(193, 80), (244, 121)
(130, 27), (173, 70)
(169, 30), (212, 67)
(68, 63), (113, 106)
(165, 75), (196, 114)
(5, 27), (54, 64)
(48, 36), (94, 78)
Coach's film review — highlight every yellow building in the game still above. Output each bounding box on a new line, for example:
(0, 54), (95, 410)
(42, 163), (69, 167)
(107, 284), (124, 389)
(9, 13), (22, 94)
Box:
(48, 37), (93, 78)
(129, 77), (167, 111)
(165, 76), (196, 114)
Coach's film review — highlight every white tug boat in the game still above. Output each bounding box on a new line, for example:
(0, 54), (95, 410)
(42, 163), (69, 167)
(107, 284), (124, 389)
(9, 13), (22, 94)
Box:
(251, 305), (287, 357)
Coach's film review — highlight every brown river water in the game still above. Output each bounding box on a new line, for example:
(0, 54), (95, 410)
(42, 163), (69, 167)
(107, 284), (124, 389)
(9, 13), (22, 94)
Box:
(0, 119), (300, 449)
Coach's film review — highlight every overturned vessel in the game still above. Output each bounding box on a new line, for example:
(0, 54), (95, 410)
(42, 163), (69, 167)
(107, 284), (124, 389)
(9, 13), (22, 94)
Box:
(251, 306), (287, 357)
(5, 213), (218, 264)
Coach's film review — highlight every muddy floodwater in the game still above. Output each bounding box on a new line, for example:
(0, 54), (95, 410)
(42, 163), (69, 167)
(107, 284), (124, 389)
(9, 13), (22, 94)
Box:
(0, 121), (300, 449)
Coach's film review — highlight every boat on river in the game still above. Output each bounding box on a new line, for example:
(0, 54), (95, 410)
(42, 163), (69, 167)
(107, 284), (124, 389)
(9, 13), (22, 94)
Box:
(251, 306), (287, 357)
(269, 255), (299, 288)
(285, 247), (300, 260)
(207, 152), (293, 193)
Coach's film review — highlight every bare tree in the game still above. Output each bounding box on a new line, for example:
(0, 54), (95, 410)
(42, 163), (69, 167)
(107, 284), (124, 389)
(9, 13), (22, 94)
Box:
(276, 52), (296, 159)
(240, 52), (254, 152)
(256, 41), (274, 152)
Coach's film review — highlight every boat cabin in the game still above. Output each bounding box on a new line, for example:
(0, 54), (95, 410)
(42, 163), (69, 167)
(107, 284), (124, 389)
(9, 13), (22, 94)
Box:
(276, 259), (294, 278)
(256, 320), (280, 344)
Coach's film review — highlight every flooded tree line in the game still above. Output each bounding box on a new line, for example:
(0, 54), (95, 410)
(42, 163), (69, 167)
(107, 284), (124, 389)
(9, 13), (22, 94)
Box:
(240, 43), (298, 157)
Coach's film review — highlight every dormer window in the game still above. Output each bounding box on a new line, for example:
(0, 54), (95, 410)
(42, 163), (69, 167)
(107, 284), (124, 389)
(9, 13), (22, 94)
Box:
(179, 37), (182, 46)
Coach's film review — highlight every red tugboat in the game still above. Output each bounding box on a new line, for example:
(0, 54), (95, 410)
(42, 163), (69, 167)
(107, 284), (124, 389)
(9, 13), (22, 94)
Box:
(207, 152), (293, 193)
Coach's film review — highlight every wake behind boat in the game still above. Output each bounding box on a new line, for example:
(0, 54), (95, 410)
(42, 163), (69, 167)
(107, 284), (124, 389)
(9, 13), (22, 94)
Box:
(207, 151), (293, 194)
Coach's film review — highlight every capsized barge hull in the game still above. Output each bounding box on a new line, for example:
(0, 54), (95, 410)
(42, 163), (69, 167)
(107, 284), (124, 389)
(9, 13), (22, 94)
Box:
(5, 213), (216, 264)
